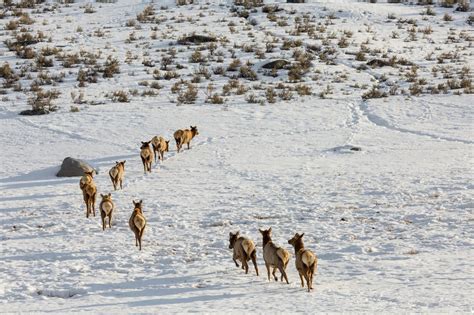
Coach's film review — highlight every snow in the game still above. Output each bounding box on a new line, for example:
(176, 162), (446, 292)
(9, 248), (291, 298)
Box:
(1, 0), (473, 313)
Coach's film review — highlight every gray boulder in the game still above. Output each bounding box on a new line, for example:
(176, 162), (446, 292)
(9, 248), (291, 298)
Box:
(366, 59), (390, 68)
(177, 35), (216, 45)
(56, 157), (97, 177)
(262, 59), (289, 69)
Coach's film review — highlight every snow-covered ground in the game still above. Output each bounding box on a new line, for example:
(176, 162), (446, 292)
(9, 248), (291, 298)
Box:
(0, 0), (473, 313)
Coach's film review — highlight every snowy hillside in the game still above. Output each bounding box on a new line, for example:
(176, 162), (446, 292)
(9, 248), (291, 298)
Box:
(0, 0), (473, 313)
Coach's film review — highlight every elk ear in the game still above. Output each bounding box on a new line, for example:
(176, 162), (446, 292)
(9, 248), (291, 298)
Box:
(259, 229), (264, 234)
(299, 233), (305, 239)
(229, 232), (233, 237)
(268, 227), (272, 233)
(236, 230), (240, 235)
(108, 193), (112, 197)
(100, 194), (104, 198)
(141, 141), (145, 144)
(139, 199), (143, 204)
(190, 125), (193, 129)
(123, 160), (126, 164)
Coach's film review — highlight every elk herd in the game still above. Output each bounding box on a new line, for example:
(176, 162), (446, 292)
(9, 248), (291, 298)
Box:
(78, 125), (318, 292)
(79, 126), (199, 240)
(229, 228), (318, 292)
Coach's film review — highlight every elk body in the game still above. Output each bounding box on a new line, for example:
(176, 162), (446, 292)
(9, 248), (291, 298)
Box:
(173, 126), (199, 153)
(79, 171), (97, 218)
(140, 141), (153, 174)
(151, 136), (170, 163)
(109, 160), (125, 190)
(259, 227), (290, 284)
(288, 233), (317, 292)
(129, 200), (146, 250)
(228, 231), (259, 276)
(100, 193), (115, 231)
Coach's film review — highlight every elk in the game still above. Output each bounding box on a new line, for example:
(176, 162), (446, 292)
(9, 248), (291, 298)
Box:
(140, 141), (153, 174)
(259, 227), (290, 284)
(129, 200), (147, 250)
(173, 126), (199, 153)
(109, 160), (125, 190)
(79, 170), (97, 218)
(151, 136), (170, 163)
(100, 193), (115, 231)
(288, 233), (317, 292)
(228, 231), (259, 276)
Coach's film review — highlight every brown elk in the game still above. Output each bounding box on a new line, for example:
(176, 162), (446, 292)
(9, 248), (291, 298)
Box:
(100, 193), (115, 231)
(129, 200), (147, 250)
(173, 126), (199, 153)
(288, 233), (317, 292)
(151, 136), (170, 163)
(140, 141), (153, 174)
(79, 170), (97, 218)
(109, 160), (125, 190)
(228, 231), (259, 276)
(259, 227), (290, 284)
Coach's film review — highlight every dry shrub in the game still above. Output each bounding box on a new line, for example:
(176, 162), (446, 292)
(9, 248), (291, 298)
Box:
(362, 85), (387, 99)
(111, 90), (129, 102)
(177, 82), (198, 104)
(20, 89), (60, 115)
(295, 84), (312, 96)
(102, 56), (120, 78)
(137, 5), (155, 23)
(266, 87), (276, 103)
(239, 65), (257, 80)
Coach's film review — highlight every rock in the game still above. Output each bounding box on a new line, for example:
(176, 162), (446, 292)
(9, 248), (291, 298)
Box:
(56, 157), (97, 177)
(329, 145), (362, 153)
(366, 59), (390, 68)
(262, 59), (289, 69)
(306, 44), (321, 53)
(176, 0), (194, 5)
(177, 35), (216, 45)
(262, 5), (283, 13)
(19, 108), (49, 116)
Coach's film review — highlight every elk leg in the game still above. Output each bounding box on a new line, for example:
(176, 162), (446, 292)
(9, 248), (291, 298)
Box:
(305, 272), (311, 292)
(278, 264), (289, 284)
(139, 229), (145, 250)
(242, 257), (249, 274)
(265, 263), (271, 281)
(83, 194), (89, 218)
(141, 157), (146, 174)
(251, 251), (259, 276)
(91, 194), (96, 217)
